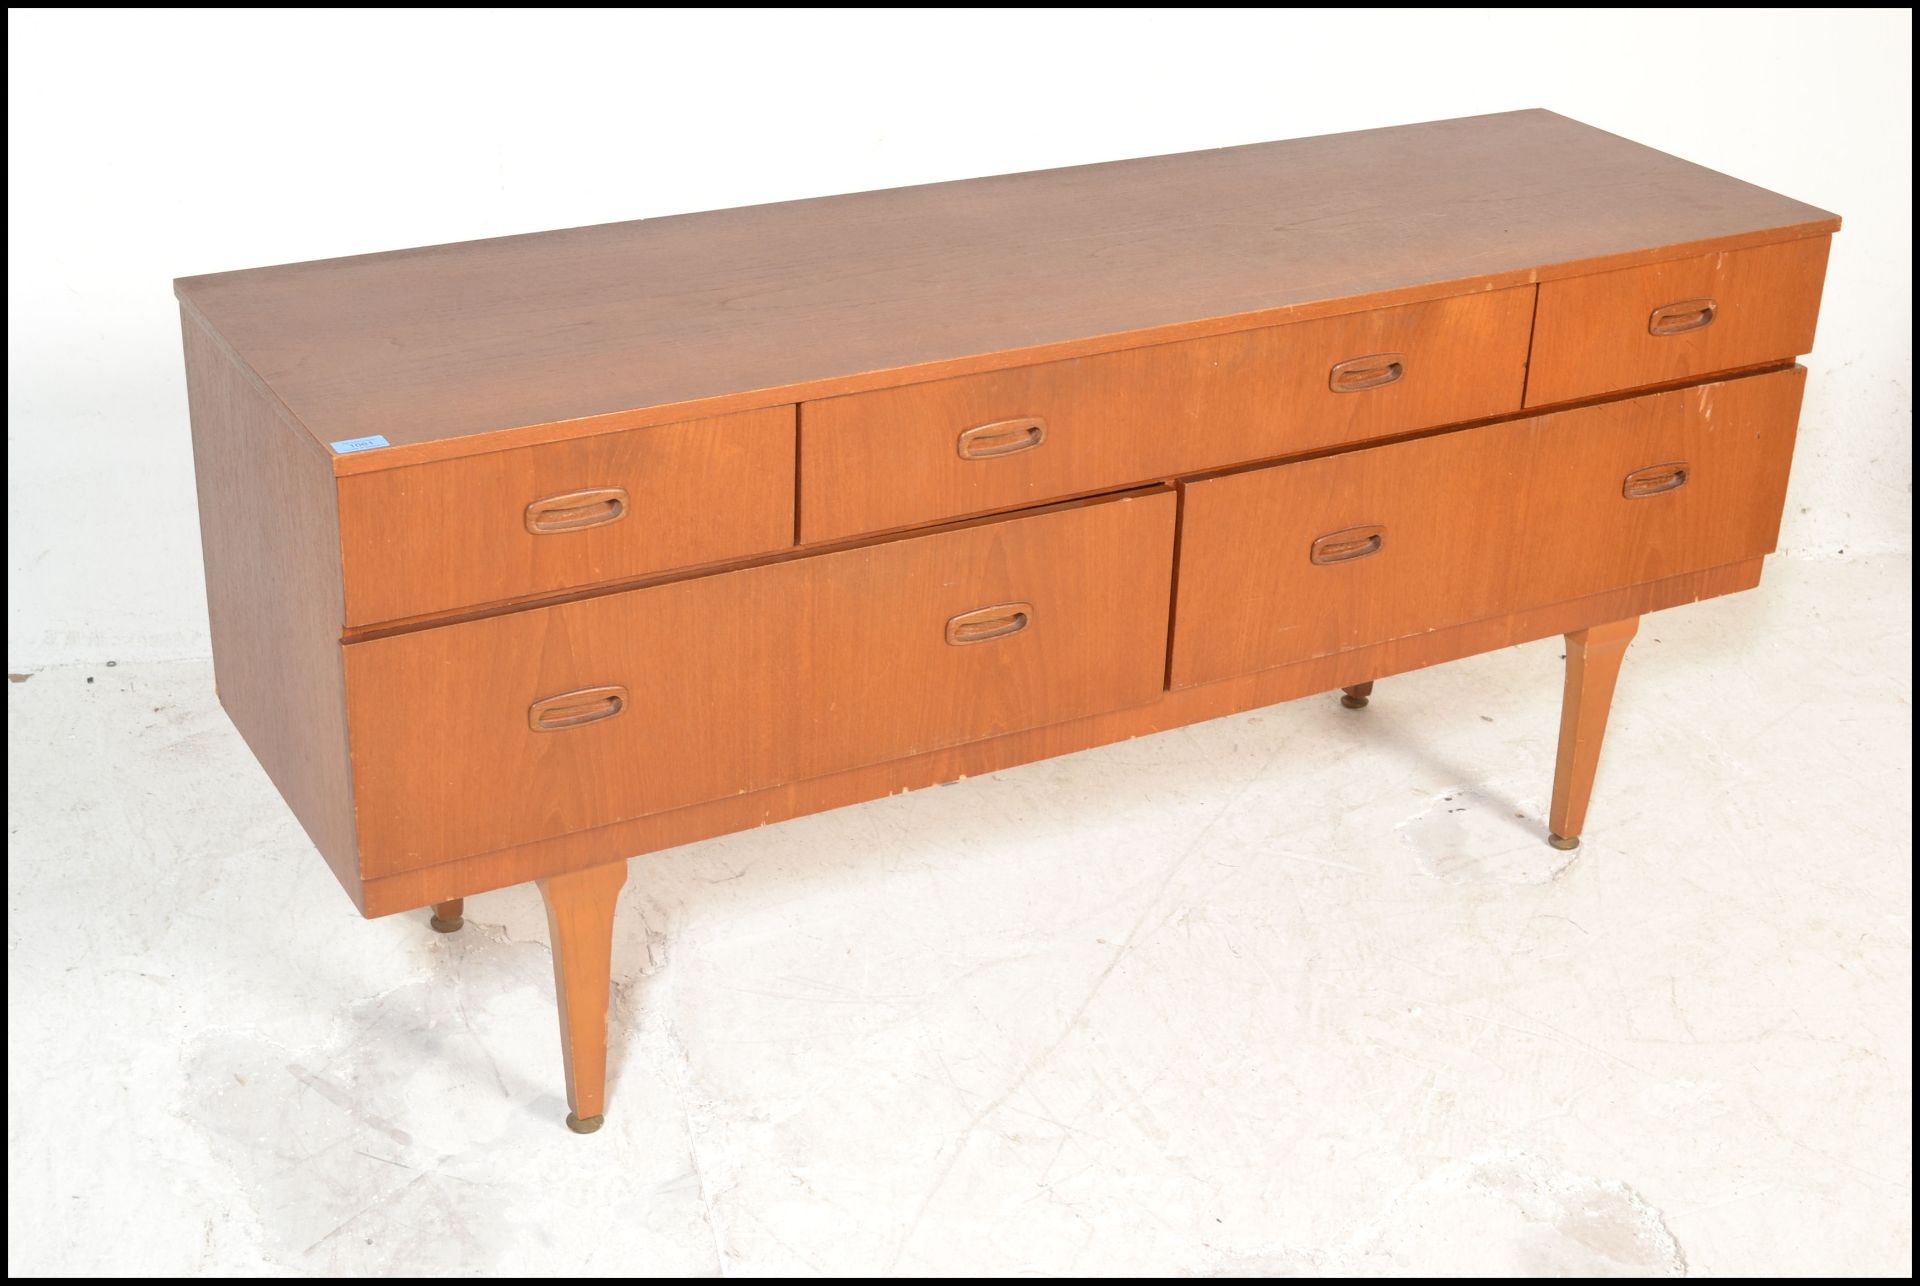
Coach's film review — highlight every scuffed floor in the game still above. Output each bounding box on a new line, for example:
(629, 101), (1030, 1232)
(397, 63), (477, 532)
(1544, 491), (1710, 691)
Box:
(6, 556), (1911, 1276)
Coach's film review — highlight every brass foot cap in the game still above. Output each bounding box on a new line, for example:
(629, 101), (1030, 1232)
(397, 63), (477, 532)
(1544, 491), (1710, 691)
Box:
(1548, 834), (1581, 851)
(566, 1112), (605, 1135)
(429, 914), (464, 933)
(1340, 694), (1370, 710)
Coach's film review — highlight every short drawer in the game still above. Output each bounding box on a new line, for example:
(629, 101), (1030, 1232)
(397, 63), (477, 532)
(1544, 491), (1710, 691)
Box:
(1526, 236), (1829, 407)
(345, 489), (1177, 876)
(336, 406), (796, 625)
(1170, 366), (1805, 689)
(798, 287), (1534, 542)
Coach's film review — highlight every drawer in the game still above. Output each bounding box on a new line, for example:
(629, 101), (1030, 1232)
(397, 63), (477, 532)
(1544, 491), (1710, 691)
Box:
(798, 287), (1534, 542)
(336, 406), (795, 625)
(345, 489), (1177, 876)
(1170, 367), (1805, 689)
(1526, 236), (1829, 407)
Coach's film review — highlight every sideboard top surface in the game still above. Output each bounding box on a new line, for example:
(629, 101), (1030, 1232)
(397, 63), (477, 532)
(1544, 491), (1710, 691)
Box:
(174, 110), (1838, 472)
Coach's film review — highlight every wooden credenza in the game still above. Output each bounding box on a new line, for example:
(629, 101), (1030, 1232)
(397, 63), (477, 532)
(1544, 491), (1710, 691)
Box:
(178, 111), (1838, 1132)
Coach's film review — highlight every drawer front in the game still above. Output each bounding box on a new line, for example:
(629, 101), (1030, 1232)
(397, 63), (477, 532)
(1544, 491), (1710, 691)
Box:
(1526, 236), (1829, 407)
(799, 287), (1534, 542)
(1170, 367), (1805, 689)
(346, 489), (1177, 876)
(337, 406), (795, 625)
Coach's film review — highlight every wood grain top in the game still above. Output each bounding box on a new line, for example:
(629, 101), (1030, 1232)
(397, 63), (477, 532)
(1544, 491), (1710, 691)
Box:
(174, 110), (1838, 473)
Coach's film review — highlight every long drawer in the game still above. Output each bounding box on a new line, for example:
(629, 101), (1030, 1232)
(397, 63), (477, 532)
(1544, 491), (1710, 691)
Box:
(798, 287), (1534, 542)
(1169, 367), (1806, 689)
(337, 406), (796, 625)
(345, 489), (1178, 876)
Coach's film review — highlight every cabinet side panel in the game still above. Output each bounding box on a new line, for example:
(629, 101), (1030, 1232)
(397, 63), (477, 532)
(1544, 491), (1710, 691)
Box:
(181, 308), (360, 907)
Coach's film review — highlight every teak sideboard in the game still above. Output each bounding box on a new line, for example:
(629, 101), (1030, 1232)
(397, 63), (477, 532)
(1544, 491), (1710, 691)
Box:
(178, 111), (1838, 1132)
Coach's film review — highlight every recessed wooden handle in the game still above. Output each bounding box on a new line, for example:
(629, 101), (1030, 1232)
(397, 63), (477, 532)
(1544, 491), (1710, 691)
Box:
(528, 685), (628, 732)
(1623, 462), (1690, 499)
(1310, 524), (1386, 565)
(1648, 298), (1716, 336)
(945, 601), (1033, 645)
(956, 418), (1046, 460)
(525, 487), (629, 533)
(1329, 353), (1405, 393)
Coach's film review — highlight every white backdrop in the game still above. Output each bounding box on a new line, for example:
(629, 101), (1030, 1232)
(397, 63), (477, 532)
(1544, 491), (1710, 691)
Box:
(7, 9), (1911, 668)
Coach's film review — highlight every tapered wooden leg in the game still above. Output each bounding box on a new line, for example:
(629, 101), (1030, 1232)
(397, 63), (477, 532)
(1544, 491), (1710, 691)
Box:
(1340, 681), (1374, 710)
(428, 898), (464, 933)
(1549, 617), (1640, 850)
(538, 860), (628, 1134)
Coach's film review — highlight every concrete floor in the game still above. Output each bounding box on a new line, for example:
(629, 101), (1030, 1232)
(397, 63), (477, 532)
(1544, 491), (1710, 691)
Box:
(6, 556), (1911, 1276)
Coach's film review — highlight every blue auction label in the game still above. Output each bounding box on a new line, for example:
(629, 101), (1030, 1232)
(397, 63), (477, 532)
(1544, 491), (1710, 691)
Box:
(329, 435), (391, 454)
